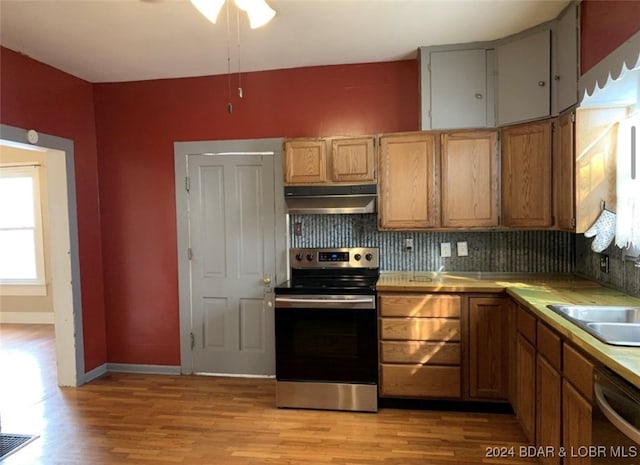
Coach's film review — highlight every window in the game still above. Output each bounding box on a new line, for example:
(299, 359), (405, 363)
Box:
(615, 111), (640, 257)
(0, 165), (47, 295)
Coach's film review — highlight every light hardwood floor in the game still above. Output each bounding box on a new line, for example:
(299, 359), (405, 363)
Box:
(0, 324), (537, 465)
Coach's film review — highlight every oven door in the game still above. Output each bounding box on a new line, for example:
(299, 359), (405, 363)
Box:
(592, 369), (640, 464)
(275, 294), (378, 384)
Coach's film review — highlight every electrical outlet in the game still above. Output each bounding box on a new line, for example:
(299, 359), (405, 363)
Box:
(600, 254), (610, 273)
(440, 242), (452, 258)
(294, 222), (302, 236)
(404, 237), (413, 252)
(457, 241), (469, 257)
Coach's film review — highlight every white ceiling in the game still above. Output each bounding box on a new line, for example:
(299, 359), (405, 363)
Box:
(0, 0), (570, 83)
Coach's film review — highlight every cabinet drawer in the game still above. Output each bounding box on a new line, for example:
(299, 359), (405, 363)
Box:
(381, 341), (461, 365)
(537, 321), (562, 371)
(563, 344), (593, 402)
(517, 306), (537, 344)
(379, 294), (461, 317)
(380, 318), (460, 341)
(380, 364), (461, 398)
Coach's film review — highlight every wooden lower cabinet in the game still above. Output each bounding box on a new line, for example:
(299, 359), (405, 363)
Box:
(536, 355), (562, 465)
(378, 292), (462, 399)
(511, 302), (597, 463)
(381, 341), (460, 365)
(516, 333), (536, 444)
(563, 379), (593, 465)
(467, 296), (511, 400)
(380, 365), (461, 398)
(380, 318), (460, 341)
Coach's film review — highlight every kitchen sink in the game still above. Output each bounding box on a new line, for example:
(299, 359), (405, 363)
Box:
(546, 304), (640, 347)
(546, 305), (640, 324)
(585, 323), (640, 346)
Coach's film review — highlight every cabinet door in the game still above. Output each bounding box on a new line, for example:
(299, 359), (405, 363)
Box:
(468, 297), (510, 400)
(501, 121), (553, 227)
(497, 29), (551, 125)
(553, 113), (575, 231)
(563, 380), (592, 465)
(516, 334), (536, 444)
(430, 49), (488, 129)
(575, 107), (625, 233)
(536, 355), (561, 465)
(553, 3), (578, 114)
(441, 131), (499, 228)
(284, 139), (327, 184)
(331, 137), (376, 183)
(379, 133), (440, 229)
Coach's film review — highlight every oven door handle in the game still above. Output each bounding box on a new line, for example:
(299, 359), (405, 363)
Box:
(275, 296), (375, 309)
(594, 381), (640, 443)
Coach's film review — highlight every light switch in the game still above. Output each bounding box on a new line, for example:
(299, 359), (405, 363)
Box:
(457, 241), (469, 257)
(440, 242), (452, 258)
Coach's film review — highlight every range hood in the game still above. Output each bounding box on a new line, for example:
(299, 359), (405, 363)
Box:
(284, 185), (377, 215)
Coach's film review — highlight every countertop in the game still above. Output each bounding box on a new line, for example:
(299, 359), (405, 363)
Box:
(377, 272), (640, 387)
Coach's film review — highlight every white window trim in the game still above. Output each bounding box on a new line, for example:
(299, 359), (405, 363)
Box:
(0, 164), (48, 296)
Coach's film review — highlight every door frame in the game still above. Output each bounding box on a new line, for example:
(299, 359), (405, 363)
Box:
(0, 123), (85, 386)
(174, 138), (286, 375)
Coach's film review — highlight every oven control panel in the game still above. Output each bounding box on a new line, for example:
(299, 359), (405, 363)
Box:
(291, 247), (379, 269)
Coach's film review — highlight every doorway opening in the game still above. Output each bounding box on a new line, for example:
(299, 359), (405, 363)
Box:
(0, 124), (84, 388)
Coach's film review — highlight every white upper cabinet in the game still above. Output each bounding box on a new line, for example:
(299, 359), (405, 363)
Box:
(552, 3), (579, 114)
(420, 47), (494, 130)
(497, 29), (551, 126)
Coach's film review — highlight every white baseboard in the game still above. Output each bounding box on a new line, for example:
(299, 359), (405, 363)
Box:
(82, 363), (181, 384)
(106, 363), (181, 375)
(84, 363), (108, 383)
(0, 311), (54, 324)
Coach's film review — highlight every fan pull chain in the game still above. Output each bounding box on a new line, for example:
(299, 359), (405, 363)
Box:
(236, 5), (243, 98)
(226, 0), (233, 113)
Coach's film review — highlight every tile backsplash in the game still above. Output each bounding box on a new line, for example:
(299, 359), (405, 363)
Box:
(289, 214), (575, 273)
(575, 235), (640, 296)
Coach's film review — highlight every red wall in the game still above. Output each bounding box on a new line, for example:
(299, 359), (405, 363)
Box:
(0, 47), (107, 372)
(581, 0), (640, 74)
(93, 62), (419, 364)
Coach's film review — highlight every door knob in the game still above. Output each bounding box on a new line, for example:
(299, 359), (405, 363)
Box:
(263, 275), (272, 285)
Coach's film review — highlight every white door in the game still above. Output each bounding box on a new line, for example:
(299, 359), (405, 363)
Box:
(187, 153), (276, 375)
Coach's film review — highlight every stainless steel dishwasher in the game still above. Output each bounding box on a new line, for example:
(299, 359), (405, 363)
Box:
(591, 368), (639, 464)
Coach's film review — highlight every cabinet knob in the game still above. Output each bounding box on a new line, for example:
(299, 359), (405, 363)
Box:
(538, 80), (546, 87)
(474, 93), (484, 100)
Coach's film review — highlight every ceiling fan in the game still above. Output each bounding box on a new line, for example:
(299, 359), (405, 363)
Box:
(190, 0), (276, 29)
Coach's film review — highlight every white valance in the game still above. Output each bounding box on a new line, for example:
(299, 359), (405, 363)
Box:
(579, 29), (640, 103)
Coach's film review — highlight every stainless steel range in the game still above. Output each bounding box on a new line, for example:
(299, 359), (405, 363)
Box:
(274, 247), (379, 412)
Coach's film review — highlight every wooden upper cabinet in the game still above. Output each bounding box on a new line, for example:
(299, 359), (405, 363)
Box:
(501, 120), (553, 228)
(441, 131), (499, 228)
(575, 107), (625, 233)
(553, 112), (576, 231)
(330, 137), (376, 183)
(284, 136), (376, 185)
(284, 139), (327, 184)
(379, 133), (440, 229)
